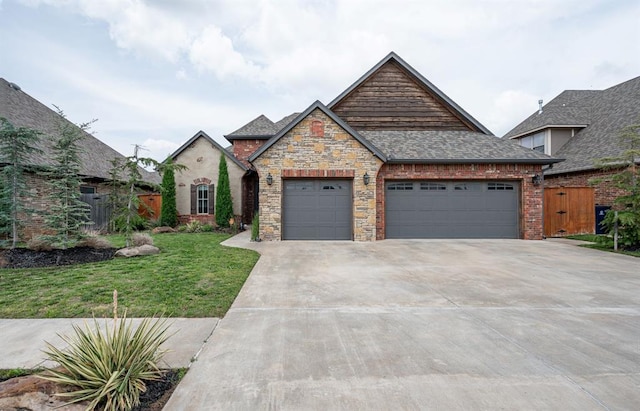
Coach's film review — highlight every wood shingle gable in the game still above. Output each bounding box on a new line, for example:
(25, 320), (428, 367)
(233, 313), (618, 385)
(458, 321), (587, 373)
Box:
(329, 52), (491, 134)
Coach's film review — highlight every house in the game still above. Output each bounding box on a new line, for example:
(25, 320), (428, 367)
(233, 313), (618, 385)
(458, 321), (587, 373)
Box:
(194, 52), (558, 240)
(503, 76), (640, 236)
(0, 78), (160, 239)
(166, 131), (248, 225)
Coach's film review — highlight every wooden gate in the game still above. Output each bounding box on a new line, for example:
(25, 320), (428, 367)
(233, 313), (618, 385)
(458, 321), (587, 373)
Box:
(138, 194), (162, 219)
(80, 193), (111, 231)
(544, 187), (595, 237)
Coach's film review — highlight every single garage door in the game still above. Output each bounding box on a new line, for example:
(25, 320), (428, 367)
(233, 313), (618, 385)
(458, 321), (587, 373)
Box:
(283, 179), (352, 240)
(386, 181), (519, 239)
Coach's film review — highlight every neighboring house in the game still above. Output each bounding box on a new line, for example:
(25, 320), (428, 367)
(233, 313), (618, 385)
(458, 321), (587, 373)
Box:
(191, 51), (558, 240)
(504, 76), (640, 237)
(0, 78), (160, 239)
(167, 131), (247, 225)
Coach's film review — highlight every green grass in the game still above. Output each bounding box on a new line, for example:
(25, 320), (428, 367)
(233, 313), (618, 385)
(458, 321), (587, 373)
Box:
(0, 233), (260, 318)
(0, 368), (42, 382)
(565, 234), (640, 257)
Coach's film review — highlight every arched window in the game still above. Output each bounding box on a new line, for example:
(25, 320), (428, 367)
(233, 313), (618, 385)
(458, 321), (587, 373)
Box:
(190, 184), (214, 214)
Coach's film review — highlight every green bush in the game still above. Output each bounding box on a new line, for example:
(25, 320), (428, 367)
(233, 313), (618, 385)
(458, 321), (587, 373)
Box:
(215, 156), (234, 227)
(41, 314), (171, 410)
(112, 214), (147, 233)
(185, 220), (203, 233)
(159, 159), (178, 227)
(200, 224), (213, 232)
(251, 213), (259, 241)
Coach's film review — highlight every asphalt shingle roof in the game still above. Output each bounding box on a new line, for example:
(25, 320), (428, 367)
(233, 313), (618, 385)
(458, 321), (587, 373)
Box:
(503, 76), (640, 174)
(0, 78), (160, 184)
(362, 130), (558, 163)
(225, 114), (278, 138)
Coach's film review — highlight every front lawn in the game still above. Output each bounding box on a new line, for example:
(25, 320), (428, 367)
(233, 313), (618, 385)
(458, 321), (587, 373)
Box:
(0, 233), (260, 318)
(565, 234), (640, 257)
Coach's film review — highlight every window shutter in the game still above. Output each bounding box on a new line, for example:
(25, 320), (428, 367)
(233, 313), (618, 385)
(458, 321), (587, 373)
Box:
(208, 184), (215, 214)
(190, 185), (197, 214)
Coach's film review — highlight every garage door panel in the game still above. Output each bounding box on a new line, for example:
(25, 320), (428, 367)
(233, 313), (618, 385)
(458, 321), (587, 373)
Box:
(283, 179), (352, 240)
(385, 181), (519, 239)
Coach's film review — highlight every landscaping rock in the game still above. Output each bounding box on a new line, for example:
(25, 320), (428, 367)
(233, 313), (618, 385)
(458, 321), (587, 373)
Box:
(115, 244), (160, 258)
(152, 226), (176, 234)
(0, 374), (88, 411)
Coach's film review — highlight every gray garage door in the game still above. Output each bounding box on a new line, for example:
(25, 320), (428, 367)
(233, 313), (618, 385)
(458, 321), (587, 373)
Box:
(386, 181), (519, 239)
(283, 180), (352, 240)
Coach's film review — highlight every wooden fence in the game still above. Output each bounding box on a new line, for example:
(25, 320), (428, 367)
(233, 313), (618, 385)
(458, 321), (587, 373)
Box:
(138, 194), (162, 220)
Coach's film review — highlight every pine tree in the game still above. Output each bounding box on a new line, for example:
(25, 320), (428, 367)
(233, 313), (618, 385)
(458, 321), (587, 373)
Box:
(0, 117), (42, 248)
(593, 119), (640, 249)
(215, 155), (234, 227)
(43, 108), (93, 249)
(160, 158), (178, 227)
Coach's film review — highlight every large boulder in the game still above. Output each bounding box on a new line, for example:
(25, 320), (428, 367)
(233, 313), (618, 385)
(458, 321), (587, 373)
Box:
(0, 373), (88, 411)
(115, 244), (160, 258)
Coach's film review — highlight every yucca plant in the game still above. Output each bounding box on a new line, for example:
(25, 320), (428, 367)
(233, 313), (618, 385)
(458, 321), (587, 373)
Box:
(41, 301), (171, 410)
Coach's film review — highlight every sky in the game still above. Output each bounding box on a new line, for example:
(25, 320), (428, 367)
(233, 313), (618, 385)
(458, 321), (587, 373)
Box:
(1, 0), (639, 162)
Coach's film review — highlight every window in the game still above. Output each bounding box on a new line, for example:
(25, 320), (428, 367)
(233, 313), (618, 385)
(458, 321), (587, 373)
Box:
(420, 183), (447, 191)
(80, 186), (96, 194)
(197, 185), (209, 214)
(191, 184), (214, 214)
(487, 182), (515, 191)
(520, 132), (545, 153)
(387, 182), (414, 191)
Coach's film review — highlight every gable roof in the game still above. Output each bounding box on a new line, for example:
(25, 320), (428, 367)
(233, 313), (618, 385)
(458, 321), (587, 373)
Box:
(224, 114), (278, 139)
(249, 101), (387, 163)
(328, 51), (492, 135)
(0, 78), (160, 184)
(168, 130), (248, 171)
(362, 130), (560, 164)
(503, 76), (640, 174)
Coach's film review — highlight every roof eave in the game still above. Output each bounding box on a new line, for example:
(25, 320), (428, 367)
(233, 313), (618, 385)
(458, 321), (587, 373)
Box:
(506, 124), (588, 140)
(224, 134), (274, 141)
(386, 158), (564, 165)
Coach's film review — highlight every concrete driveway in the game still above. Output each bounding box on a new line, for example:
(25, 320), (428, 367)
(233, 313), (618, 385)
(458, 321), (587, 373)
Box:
(165, 235), (640, 410)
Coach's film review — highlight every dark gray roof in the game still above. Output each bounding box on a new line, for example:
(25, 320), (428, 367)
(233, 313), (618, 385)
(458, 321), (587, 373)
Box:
(249, 101), (386, 163)
(168, 130), (248, 171)
(224, 114), (278, 139)
(328, 51), (493, 135)
(503, 76), (640, 174)
(361, 130), (560, 164)
(274, 112), (300, 131)
(0, 78), (160, 184)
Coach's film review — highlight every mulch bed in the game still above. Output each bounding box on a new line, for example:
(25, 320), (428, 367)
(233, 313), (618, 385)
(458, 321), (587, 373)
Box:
(0, 246), (115, 269)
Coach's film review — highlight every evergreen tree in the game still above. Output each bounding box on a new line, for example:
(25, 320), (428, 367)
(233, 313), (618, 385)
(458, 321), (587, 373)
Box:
(593, 118), (640, 249)
(159, 158), (178, 227)
(43, 108), (92, 249)
(0, 117), (42, 248)
(215, 155), (234, 227)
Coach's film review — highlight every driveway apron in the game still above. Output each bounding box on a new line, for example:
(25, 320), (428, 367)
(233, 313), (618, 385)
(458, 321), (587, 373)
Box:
(165, 235), (640, 410)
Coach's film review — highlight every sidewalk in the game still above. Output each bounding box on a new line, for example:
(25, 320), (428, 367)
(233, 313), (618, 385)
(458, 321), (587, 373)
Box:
(0, 318), (219, 369)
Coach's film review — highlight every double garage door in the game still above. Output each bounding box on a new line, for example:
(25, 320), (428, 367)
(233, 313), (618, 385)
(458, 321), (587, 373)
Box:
(386, 181), (519, 239)
(281, 179), (519, 240)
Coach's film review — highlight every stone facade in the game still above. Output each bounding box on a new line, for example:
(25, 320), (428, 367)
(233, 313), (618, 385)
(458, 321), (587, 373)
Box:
(173, 135), (245, 224)
(545, 169), (625, 206)
(376, 163), (545, 240)
(252, 109), (383, 241)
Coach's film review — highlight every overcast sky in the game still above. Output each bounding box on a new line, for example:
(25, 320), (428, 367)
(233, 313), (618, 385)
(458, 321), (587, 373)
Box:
(1, 0), (638, 162)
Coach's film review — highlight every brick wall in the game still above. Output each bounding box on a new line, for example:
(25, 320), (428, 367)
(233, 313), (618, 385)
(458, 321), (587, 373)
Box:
(376, 163), (545, 240)
(233, 139), (267, 167)
(545, 169), (625, 205)
(252, 109), (383, 241)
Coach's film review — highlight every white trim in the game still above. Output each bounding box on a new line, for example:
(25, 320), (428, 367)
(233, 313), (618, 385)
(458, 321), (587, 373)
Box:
(507, 125), (587, 140)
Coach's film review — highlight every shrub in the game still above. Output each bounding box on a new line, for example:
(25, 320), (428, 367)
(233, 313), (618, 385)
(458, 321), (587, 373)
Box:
(200, 224), (213, 232)
(26, 236), (55, 251)
(185, 220), (203, 233)
(215, 156), (234, 227)
(77, 235), (114, 249)
(251, 213), (259, 241)
(159, 159), (178, 227)
(112, 214), (148, 233)
(132, 232), (154, 247)
(41, 314), (171, 411)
